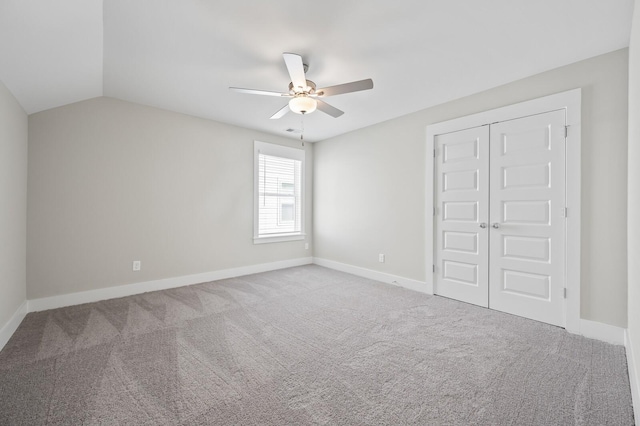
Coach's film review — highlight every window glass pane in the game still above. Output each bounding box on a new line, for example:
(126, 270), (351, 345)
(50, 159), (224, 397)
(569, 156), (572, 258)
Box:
(257, 152), (301, 237)
(280, 202), (294, 222)
(280, 182), (294, 194)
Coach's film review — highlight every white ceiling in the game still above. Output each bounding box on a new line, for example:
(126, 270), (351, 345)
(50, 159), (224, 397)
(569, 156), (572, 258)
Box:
(0, 1), (634, 142)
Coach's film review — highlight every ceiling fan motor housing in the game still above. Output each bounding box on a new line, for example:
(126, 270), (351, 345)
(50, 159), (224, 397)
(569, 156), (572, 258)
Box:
(289, 80), (316, 95)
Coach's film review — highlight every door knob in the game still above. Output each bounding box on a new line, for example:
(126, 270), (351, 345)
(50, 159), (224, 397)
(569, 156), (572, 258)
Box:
(492, 223), (500, 229)
(479, 223), (487, 228)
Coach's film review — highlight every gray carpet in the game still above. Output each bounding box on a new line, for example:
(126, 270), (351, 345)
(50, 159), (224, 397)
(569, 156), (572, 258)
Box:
(0, 265), (633, 425)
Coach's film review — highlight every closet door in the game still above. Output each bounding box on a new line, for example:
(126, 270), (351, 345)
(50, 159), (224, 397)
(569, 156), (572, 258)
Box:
(488, 110), (566, 326)
(434, 126), (490, 307)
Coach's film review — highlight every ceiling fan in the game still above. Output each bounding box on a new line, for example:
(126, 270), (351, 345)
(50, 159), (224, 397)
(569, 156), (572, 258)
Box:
(230, 53), (373, 119)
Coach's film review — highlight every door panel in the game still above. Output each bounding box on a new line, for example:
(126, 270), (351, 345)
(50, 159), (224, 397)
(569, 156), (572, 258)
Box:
(443, 201), (479, 221)
(488, 110), (566, 326)
(444, 231), (478, 253)
(502, 270), (550, 299)
(443, 169), (478, 191)
(502, 200), (550, 224)
(434, 126), (489, 307)
(502, 235), (550, 262)
(502, 163), (550, 189)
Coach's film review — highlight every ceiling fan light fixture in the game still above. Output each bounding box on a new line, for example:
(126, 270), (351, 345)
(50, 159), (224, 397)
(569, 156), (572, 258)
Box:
(289, 96), (317, 115)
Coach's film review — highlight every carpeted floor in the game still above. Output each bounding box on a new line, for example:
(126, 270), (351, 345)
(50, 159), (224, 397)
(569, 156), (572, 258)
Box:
(0, 265), (634, 425)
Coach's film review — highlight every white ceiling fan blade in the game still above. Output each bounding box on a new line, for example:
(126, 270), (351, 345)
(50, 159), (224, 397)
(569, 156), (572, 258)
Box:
(316, 78), (373, 97)
(316, 99), (344, 118)
(270, 104), (290, 119)
(283, 53), (307, 91)
(229, 87), (290, 97)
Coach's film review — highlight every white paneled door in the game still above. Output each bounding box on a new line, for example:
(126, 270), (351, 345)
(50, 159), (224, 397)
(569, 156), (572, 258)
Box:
(434, 126), (490, 307)
(434, 110), (566, 327)
(488, 110), (566, 326)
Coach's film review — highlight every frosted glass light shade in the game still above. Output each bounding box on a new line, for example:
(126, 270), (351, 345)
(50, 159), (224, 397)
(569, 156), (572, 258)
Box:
(289, 96), (317, 114)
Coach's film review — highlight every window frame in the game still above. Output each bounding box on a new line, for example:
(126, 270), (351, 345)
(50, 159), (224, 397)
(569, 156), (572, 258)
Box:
(253, 141), (305, 244)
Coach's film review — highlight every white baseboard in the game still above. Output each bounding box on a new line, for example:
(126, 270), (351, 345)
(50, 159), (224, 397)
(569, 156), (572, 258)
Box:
(578, 319), (625, 345)
(0, 300), (28, 351)
(29, 257), (313, 312)
(313, 257), (432, 294)
(625, 329), (640, 423)
(6, 258), (628, 353)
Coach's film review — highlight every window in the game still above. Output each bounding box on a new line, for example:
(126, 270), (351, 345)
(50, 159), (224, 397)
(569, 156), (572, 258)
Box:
(254, 141), (305, 243)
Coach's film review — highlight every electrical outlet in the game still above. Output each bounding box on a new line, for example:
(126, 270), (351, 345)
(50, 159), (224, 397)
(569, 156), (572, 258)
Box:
(133, 260), (141, 271)
(378, 254), (385, 263)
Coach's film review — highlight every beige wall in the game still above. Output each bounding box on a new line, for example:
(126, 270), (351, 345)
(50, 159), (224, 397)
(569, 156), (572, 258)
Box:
(314, 48), (629, 328)
(0, 79), (28, 327)
(27, 97), (312, 299)
(628, 0), (640, 397)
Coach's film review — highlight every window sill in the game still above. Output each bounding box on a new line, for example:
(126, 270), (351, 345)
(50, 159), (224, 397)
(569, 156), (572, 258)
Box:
(253, 234), (306, 244)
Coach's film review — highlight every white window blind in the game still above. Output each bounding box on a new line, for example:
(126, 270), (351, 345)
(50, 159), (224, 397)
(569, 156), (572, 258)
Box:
(254, 141), (304, 242)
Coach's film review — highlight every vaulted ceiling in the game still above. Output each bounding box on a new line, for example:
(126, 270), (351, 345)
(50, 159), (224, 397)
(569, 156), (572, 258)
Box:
(0, 0), (634, 141)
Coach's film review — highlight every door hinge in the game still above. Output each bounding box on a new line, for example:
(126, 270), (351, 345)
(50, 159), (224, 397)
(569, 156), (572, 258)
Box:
(433, 207), (436, 216)
(564, 288), (567, 298)
(565, 126), (569, 138)
(433, 149), (436, 158)
(562, 207), (568, 218)
(432, 265), (435, 273)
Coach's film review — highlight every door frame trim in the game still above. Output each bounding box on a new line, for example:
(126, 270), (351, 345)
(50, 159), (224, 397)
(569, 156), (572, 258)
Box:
(425, 89), (581, 333)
